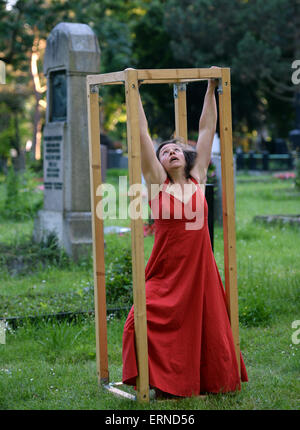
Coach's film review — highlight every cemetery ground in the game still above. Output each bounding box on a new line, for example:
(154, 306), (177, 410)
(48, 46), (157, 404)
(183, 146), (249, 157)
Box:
(0, 168), (299, 410)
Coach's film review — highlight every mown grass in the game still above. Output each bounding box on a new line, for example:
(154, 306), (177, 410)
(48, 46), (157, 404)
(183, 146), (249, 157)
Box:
(0, 170), (299, 409)
(1, 314), (299, 410)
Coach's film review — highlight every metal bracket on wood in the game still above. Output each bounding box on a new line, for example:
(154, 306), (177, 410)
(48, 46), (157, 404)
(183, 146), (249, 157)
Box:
(173, 83), (187, 99)
(90, 84), (99, 94)
(217, 78), (223, 94)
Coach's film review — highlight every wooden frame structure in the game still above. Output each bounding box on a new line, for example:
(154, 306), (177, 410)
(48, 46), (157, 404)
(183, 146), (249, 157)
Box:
(86, 68), (240, 403)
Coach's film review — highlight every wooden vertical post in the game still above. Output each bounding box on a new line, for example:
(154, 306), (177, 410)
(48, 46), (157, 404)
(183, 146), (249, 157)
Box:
(218, 68), (241, 377)
(124, 68), (150, 402)
(86, 83), (109, 384)
(174, 83), (188, 143)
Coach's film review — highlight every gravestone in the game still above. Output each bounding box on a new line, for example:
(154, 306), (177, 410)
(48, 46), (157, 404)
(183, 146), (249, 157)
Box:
(33, 23), (101, 260)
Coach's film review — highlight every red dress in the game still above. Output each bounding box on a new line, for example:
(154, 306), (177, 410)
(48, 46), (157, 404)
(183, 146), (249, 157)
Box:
(122, 176), (248, 396)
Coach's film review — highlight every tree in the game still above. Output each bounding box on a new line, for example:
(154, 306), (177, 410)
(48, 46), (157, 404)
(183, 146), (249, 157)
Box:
(1, 0), (117, 162)
(0, 0), (64, 167)
(131, 0), (182, 139)
(0, 0), (150, 157)
(1, 0), (297, 162)
(163, 0), (298, 138)
(0, 89), (28, 171)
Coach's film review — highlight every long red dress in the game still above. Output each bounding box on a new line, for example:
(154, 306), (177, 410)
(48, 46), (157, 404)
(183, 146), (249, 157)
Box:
(122, 175), (248, 397)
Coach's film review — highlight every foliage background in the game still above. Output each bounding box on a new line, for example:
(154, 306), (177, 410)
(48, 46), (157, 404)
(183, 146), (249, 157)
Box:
(0, 0), (300, 169)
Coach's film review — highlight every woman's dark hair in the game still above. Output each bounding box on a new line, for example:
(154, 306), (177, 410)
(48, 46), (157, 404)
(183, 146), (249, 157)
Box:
(156, 138), (197, 181)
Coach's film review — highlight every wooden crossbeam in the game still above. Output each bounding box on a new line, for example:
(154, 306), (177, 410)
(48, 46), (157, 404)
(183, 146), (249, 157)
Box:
(87, 68), (222, 86)
(87, 70), (125, 86)
(137, 68), (222, 81)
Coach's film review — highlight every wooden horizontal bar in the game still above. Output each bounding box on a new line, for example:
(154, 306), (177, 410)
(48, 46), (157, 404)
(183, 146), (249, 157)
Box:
(137, 68), (223, 81)
(94, 81), (124, 86)
(140, 78), (209, 85)
(87, 68), (223, 87)
(87, 71), (125, 86)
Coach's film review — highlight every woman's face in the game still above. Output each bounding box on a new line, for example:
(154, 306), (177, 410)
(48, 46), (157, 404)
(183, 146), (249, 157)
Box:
(158, 143), (186, 172)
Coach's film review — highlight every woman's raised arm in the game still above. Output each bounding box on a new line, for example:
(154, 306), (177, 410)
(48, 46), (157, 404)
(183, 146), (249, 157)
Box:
(190, 67), (218, 184)
(138, 92), (166, 186)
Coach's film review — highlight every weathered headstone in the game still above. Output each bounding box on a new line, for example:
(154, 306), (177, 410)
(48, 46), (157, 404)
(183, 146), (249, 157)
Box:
(34, 23), (101, 260)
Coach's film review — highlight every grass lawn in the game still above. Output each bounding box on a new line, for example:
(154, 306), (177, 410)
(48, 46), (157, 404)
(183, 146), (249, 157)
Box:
(0, 170), (299, 409)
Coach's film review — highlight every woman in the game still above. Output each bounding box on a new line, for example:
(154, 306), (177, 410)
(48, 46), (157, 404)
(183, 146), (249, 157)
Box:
(122, 69), (248, 398)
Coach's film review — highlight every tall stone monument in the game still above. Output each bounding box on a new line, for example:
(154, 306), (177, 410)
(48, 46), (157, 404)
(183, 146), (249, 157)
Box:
(34, 23), (101, 260)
